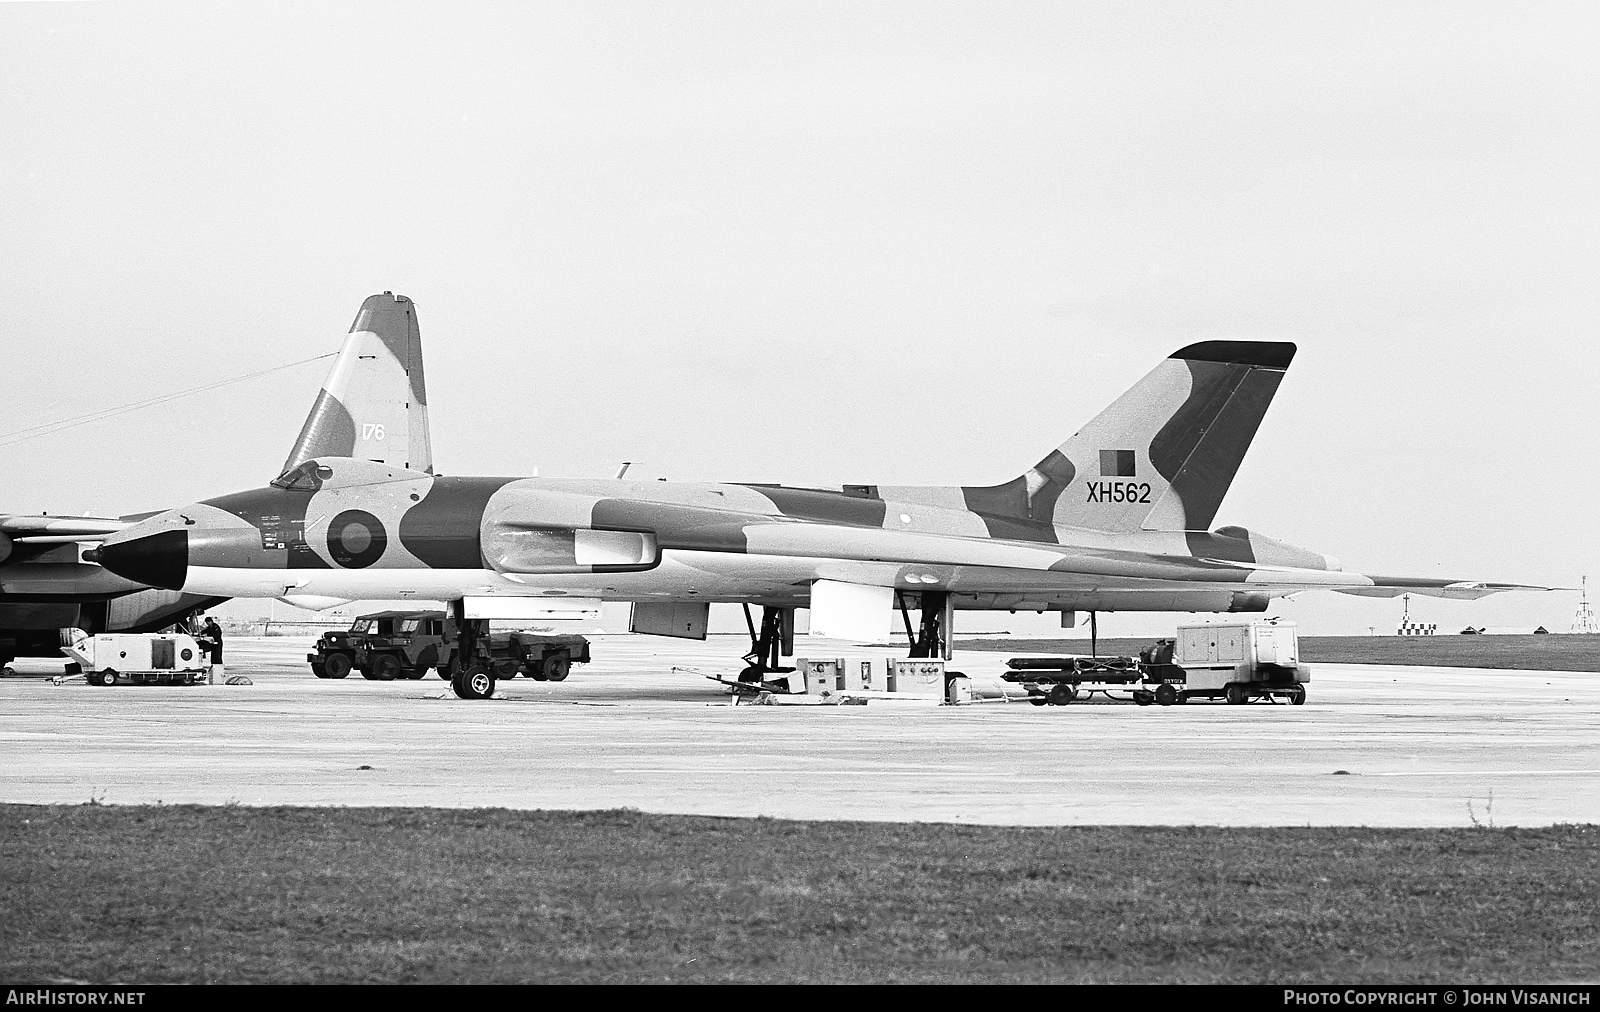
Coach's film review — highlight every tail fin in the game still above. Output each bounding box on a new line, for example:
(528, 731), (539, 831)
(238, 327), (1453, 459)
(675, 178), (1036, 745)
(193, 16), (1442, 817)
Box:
(280, 292), (433, 475)
(963, 341), (1295, 533)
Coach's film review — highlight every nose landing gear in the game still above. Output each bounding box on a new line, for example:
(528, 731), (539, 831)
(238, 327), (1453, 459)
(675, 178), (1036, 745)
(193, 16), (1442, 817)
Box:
(447, 599), (496, 699)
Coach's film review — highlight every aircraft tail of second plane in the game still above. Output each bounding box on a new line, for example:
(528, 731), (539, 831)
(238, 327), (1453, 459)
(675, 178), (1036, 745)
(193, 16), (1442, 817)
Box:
(279, 292), (433, 477)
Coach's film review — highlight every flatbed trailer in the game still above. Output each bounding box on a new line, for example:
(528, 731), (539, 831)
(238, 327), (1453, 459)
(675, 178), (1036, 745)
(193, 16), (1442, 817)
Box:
(1002, 621), (1310, 706)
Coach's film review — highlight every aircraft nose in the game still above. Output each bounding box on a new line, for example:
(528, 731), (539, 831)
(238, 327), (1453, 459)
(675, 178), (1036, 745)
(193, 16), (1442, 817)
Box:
(97, 529), (189, 591)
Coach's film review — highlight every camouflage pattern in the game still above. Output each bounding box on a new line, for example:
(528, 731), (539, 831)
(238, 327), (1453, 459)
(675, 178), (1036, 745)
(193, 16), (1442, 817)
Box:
(95, 339), (1547, 613)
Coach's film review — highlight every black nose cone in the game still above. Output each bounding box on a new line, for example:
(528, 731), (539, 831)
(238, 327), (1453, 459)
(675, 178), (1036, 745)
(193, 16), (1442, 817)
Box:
(98, 530), (189, 590)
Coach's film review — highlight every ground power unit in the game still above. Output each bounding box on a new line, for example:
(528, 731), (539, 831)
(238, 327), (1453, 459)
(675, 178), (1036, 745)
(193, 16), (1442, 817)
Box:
(1172, 620), (1309, 704)
(63, 633), (209, 686)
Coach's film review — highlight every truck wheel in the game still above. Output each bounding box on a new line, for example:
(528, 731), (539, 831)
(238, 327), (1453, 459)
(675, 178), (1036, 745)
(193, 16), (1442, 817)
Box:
(405, 662), (429, 680)
(451, 665), (495, 700)
(1154, 683), (1178, 706)
(436, 666), (452, 680)
(373, 654), (401, 681)
(1290, 684), (1307, 705)
(542, 654), (571, 682)
(324, 653), (352, 679)
(310, 661), (328, 679)
(1225, 683), (1250, 705)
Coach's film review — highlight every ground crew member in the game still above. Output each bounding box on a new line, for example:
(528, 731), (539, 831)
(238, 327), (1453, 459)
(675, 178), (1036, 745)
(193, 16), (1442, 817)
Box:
(199, 616), (224, 683)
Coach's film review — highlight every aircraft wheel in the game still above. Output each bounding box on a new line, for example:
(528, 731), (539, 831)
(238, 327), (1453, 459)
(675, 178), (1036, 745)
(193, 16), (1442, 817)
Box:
(1225, 683), (1250, 705)
(542, 654), (571, 683)
(1290, 684), (1307, 705)
(324, 653), (352, 679)
(373, 654), (401, 681)
(1154, 683), (1178, 706)
(452, 665), (495, 700)
(737, 664), (765, 684)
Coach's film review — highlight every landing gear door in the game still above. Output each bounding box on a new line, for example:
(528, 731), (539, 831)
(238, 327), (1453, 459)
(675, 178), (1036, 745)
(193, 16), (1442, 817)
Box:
(630, 602), (710, 640)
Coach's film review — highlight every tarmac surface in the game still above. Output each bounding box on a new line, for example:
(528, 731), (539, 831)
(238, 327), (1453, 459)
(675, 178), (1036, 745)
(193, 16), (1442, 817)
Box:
(3, 634), (1597, 826)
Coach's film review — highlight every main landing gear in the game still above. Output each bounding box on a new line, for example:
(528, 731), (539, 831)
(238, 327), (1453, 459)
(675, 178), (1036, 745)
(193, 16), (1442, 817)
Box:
(898, 591), (953, 660)
(738, 605), (796, 683)
(448, 599), (495, 700)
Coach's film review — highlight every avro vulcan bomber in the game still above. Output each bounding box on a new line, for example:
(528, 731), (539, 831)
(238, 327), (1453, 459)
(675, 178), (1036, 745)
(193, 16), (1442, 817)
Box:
(94, 293), (1545, 698)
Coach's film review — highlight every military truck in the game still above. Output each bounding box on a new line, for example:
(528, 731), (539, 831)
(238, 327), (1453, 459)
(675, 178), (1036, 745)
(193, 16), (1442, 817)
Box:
(308, 611), (414, 679)
(308, 609), (590, 682)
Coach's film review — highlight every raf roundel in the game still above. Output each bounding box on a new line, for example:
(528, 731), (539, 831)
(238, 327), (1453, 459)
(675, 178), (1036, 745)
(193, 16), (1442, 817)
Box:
(326, 509), (388, 568)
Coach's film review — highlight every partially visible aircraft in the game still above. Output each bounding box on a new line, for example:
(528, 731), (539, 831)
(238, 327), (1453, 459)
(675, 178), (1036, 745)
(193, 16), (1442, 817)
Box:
(0, 292), (432, 664)
(92, 303), (1550, 698)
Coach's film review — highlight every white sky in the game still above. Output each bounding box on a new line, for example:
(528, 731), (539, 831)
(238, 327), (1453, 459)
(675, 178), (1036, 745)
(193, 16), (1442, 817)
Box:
(2, 1), (1596, 636)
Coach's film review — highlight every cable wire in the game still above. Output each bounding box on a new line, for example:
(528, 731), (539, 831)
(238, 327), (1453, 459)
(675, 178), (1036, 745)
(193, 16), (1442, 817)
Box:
(0, 352), (336, 449)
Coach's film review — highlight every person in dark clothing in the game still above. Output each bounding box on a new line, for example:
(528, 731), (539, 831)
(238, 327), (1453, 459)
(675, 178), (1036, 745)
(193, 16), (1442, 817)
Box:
(198, 616), (224, 682)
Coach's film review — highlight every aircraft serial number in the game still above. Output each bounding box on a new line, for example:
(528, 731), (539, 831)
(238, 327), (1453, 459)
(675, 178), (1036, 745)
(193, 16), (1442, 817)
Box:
(1085, 481), (1152, 504)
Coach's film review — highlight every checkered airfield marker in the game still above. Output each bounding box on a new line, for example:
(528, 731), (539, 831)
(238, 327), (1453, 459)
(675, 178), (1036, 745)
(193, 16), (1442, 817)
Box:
(1396, 593), (1435, 635)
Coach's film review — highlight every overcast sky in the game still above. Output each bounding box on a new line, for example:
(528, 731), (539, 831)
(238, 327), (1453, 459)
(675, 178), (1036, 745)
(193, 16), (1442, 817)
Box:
(2, 1), (1596, 636)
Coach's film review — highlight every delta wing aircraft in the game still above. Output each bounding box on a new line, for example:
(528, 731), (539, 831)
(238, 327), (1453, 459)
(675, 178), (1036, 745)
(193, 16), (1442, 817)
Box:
(92, 294), (1545, 699)
(0, 292), (430, 663)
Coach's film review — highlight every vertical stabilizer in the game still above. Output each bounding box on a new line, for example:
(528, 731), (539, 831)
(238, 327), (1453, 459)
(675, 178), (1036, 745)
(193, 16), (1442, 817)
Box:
(281, 293), (433, 475)
(961, 342), (1295, 533)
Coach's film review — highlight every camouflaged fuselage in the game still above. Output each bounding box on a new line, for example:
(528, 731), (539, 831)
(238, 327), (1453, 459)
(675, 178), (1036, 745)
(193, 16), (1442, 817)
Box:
(95, 456), (1353, 612)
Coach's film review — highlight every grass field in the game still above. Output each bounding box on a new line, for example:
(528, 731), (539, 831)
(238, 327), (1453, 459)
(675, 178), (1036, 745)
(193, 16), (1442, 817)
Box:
(2, 806), (1595, 984)
(958, 635), (1600, 672)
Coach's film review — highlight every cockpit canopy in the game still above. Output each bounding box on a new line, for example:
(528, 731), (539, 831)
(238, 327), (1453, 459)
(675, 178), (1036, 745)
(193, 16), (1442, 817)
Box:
(270, 461), (334, 491)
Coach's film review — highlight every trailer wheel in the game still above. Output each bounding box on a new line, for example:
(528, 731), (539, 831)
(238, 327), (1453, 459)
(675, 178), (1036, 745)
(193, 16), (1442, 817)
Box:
(1154, 683), (1179, 706)
(372, 654), (401, 681)
(324, 653), (352, 679)
(1290, 684), (1307, 705)
(94, 669), (117, 687)
(542, 654), (572, 683)
(452, 664), (495, 700)
(1225, 683), (1250, 705)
